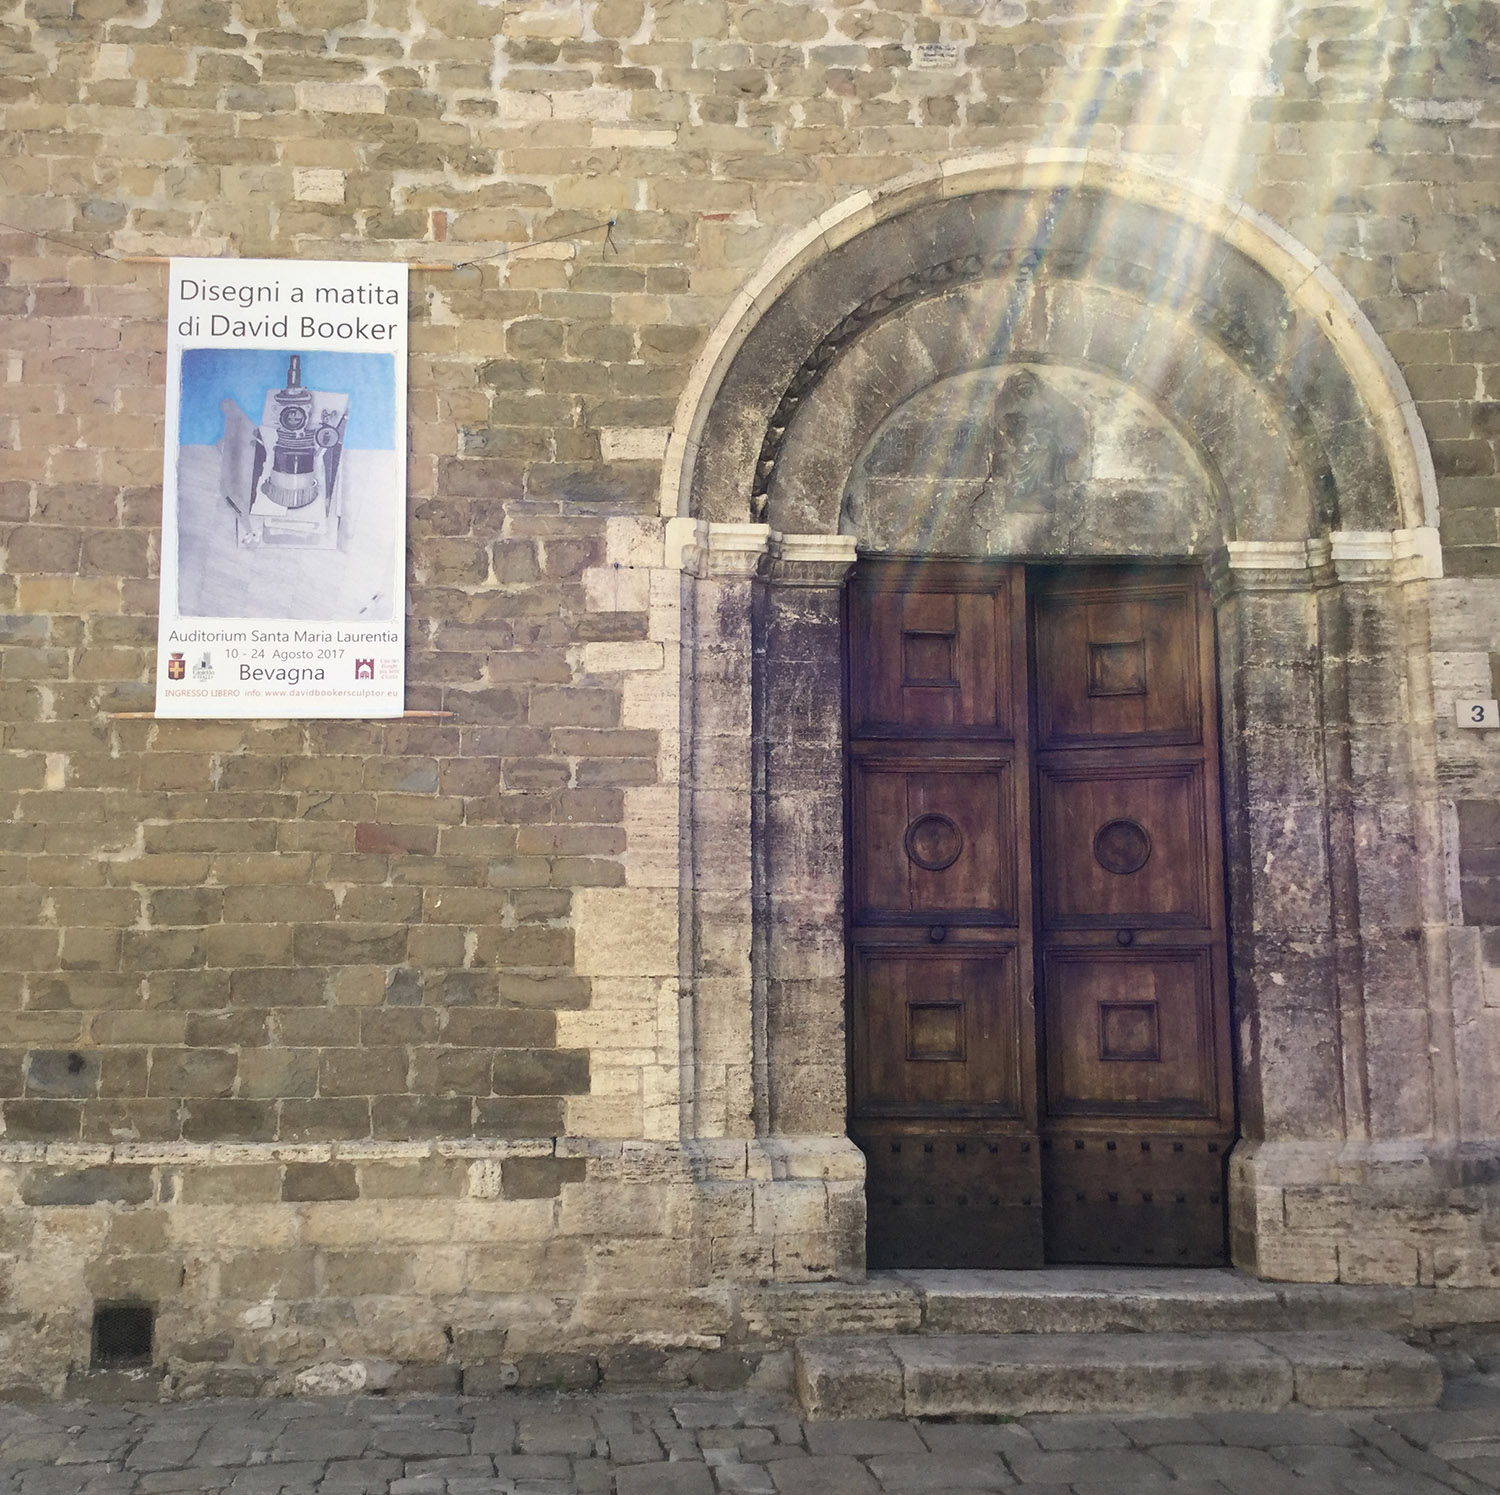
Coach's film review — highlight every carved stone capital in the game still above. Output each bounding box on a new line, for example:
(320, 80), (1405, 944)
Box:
(767, 532), (859, 586)
(1330, 526), (1443, 584)
(1207, 538), (1333, 601)
(674, 522), (858, 584)
(676, 520), (773, 579)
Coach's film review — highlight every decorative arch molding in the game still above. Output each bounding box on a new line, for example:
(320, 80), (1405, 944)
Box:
(666, 151), (1466, 1287)
(662, 148), (1440, 553)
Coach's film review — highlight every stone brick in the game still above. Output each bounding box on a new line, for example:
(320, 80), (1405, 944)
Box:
(19, 1167), (153, 1206)
(282, 1163), (360, 1202)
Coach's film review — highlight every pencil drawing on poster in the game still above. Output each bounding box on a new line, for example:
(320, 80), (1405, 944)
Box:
(174, 347), (400, 621)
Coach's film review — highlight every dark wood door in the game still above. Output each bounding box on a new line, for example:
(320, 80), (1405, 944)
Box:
(1030, 566), (1234, 1264)
(847, 560), (1042, 1268)
(847, 561), (1233, 1268)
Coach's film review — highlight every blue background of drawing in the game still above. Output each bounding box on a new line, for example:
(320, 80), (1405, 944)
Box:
(178, 348), (396, 448)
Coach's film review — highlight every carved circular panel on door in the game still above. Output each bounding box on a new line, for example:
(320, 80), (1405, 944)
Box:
(905, 813), (964, 872)
(1093, 818), (1152, 875)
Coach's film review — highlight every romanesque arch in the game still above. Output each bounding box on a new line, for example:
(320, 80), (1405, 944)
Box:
(668, 153), (1450, 1279)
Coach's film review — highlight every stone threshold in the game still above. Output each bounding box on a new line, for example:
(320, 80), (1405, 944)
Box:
(793, 1329), (1445, 1419)
(743, 1267), (1500, 1341)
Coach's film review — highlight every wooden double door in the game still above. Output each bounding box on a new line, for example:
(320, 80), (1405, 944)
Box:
(847, 560), (1234, 1268)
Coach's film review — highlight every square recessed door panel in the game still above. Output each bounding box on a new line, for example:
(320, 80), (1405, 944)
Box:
(1042, 948), (1218, 1119)
(1037, 762), (1210, 928)
(852, 945), (1024, 1117)
(851, 586), (1011, 735)
(853, 761), (1017, 924)
(1032, 582), (1202, 748)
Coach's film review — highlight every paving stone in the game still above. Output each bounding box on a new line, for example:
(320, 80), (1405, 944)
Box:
(1198, 1410), (1361, 1446)
(613, 1463), (714, 1494)
(1149, 1442), (1330, 1492)
(316, 1464), (405, 1495)
(1002, 1446), (1178, 1484)
(491, 1454), (575, 1480)
(804, 1420), (925, 1455)
(517, 1414), (599, 1455)
(603, 1430), (664, 1462)
(1447, 1456), (1500, 1490)
(915, 1424), (1037, 1456)
(1273, 1442), (1407, 1482)
(403, 1455), (497, 1477)
(1021, 1414), (1131, 1449)
(712, 1466), (777, 1494)
(863, 1450), (1015, 1489)
(370, 1428), (470, 1458)
(768, 1455), (881, 1493)
(1111, 1414), (1221, 1446)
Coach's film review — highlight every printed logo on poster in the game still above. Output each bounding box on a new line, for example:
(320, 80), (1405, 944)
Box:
(154, 257), (408, 720)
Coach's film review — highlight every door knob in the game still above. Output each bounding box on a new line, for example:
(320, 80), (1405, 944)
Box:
(929, 925), (946, 943)
(1116, 928), (1134, 946)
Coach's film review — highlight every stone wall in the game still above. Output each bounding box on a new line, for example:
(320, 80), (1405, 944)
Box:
(2, 0), (1500, 1392)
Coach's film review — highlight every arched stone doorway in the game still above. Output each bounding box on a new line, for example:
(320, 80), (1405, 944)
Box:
(668, 153), (1449, 1282)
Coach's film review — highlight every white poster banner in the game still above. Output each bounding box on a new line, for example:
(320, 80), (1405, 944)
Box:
(156, 257), (408, 718)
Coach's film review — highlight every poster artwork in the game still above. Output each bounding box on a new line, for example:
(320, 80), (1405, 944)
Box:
(155, 257), (408, 718)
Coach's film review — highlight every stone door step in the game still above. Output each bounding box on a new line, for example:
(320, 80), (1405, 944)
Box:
(876, 1266), (1493, 1335)
(794, 1330), (1442, 1419)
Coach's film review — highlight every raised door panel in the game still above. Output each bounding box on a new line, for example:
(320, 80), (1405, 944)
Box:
(851, 577), (1011, 737)
(1032, 580), (1202, 749)
(852, 761), (1016, 925)
(1036, 762), (1211, 929)
(1040, 948), (1220, 1119)
(852, 946), (1025, 1118)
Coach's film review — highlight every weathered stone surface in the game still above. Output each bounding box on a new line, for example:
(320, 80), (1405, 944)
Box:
(1259, 1330), (1445, 1408)
(0, 0), (1497, 1400)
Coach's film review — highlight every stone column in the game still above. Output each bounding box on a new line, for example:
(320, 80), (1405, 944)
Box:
(677, 523), (866, 1281)
(678, 521), (771, 1142)
(757, 534), (859, 1136)
(1222, 530), (1464, 1284)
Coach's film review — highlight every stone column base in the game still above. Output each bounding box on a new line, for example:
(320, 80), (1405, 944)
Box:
(1231, 1139), (1500, 1287)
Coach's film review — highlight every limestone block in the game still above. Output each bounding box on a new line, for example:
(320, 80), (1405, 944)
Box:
(1260, 1330), (1443, 1407)
(559, 1181), (669, 1238)
(600, 429), (671, 463)
(574, 887), (678, 976)
(556, 1011), (657, 1062)
(752, 1179), (830, 1240)
(448, 1199), (561, 1245)
(622, 785), (680, 887)
(640, 1063), (682, 1141)
(565, 1094), (644, 1139)
(648, 569), (684, 644)
(466, 1242), (585, 1294)
(295, 82), (385, 114)
(621, 666), (679, 730)
(583, 640), (665, 674)
(1253, 1236), (1342, 1284)
(1339, 1238), (1422, 1286)
(795, 1337), (904, 1419)
(1364, 1008), (1437, 1139)
(583, 1234), (695, 1294)
(408, 1246), (469, 1296)
(166, 1203), (299, 1250)
(584, 564), (651, 613)
(297, 1201), (462, 1248)
(693, 980), (754, 1068)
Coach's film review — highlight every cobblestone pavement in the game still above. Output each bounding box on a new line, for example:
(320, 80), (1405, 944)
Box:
(4, 1376), (1500, 1495)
